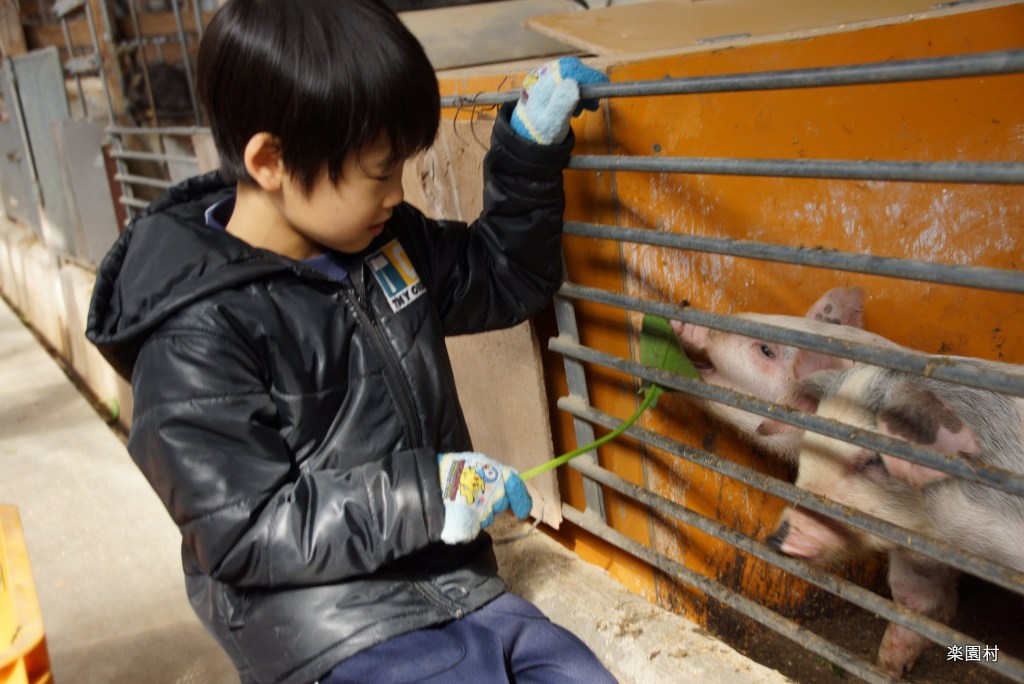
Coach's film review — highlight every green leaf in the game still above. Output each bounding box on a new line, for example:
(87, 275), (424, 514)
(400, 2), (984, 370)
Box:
(640, 314), (700, 393)
(520, 315), (701, 483)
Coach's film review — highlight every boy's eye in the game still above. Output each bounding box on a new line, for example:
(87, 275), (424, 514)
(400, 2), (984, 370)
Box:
(371, 167), (399, 182)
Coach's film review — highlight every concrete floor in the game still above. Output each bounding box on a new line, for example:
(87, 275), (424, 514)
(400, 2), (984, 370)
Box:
(0, 296), (790, 684)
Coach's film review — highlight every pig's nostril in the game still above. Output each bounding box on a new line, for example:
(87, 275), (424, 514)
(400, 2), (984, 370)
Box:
(766, 521), (789, 551)
(687, 348), (714, 371)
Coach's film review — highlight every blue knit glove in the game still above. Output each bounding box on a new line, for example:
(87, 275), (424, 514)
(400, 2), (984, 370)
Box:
(437, 452), (532, 544)
(510, 57), (609, 144)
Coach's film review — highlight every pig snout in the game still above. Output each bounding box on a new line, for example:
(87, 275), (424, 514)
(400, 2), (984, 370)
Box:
(669, 320), (713, 371)
(768, 507), (851, 563)
(766, 520), (789, 550)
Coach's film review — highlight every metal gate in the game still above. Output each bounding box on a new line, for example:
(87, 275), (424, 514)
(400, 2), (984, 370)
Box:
(442, 48), (1024, 683)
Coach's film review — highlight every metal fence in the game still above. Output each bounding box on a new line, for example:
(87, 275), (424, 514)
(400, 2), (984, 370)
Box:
(445, 49), (1024, 683)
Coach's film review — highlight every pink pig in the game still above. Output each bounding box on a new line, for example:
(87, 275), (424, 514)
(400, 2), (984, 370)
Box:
(767, 363), (1024, 677)
(670, 287), (896, 462)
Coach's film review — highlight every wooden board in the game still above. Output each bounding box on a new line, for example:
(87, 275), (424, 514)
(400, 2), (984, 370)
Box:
(528, 0), (1020, 57)
(399, 0), (581, 70)
(0, 0), (28, 57)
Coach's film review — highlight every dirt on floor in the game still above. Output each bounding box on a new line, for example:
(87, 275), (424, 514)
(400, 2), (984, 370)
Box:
(707, 573), (1024, 684)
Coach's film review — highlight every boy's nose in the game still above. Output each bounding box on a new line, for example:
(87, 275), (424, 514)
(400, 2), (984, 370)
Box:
(384, 173), (405, 208)
(385, 183), (404, 208)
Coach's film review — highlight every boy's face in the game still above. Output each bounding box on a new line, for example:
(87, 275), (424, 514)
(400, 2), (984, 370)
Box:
(279, 136), (405, 255)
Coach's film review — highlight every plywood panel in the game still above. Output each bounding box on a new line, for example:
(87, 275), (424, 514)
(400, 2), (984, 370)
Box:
(528, 0), (1019, 57)
(400, 0), (581, 70)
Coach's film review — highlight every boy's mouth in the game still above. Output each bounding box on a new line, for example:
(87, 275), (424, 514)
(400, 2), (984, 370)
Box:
(368, 214), (390, 235)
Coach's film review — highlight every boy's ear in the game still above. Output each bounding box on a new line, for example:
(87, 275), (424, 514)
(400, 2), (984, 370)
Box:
(243, 132), (285, 191)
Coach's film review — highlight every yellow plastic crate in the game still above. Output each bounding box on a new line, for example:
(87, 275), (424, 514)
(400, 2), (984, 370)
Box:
(1, 506), (51, 684)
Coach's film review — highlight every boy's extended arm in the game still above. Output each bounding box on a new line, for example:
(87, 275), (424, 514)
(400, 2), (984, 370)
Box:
(129, 325), (446, 588)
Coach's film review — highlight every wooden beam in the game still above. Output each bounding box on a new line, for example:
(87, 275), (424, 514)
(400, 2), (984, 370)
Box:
(115, 10), (215, 40)
(89, 0), (125, 118)
(25, 19), (91, 52)
(0, 0), (29, 57)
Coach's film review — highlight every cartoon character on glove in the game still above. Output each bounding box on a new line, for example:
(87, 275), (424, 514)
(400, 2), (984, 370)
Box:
(438, 452), (532, 544)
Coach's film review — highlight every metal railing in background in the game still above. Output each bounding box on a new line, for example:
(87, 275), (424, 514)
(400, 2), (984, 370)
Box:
(442, 47), (1024, 683)
(106, 0), (205, 220)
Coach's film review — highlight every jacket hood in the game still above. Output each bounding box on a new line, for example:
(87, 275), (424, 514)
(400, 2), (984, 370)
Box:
(86, 171), (292, 379)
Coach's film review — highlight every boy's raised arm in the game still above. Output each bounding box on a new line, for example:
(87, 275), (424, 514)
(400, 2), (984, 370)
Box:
(409, 59), (607, 335)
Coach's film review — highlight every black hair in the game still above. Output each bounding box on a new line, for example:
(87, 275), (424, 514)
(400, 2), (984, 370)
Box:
(197, 0), (440, 193)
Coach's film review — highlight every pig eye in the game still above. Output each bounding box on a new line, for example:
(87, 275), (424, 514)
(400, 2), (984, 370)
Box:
(759, 343), (776, 359)
(858, 453), (886, 474)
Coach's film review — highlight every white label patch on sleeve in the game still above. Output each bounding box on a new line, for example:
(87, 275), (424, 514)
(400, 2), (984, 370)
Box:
(367, 240), (426, 313)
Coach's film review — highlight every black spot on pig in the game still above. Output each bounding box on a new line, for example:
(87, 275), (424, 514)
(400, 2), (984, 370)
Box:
(878, 384), (964, 446)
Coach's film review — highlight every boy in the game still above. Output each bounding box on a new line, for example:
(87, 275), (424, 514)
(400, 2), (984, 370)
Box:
(86, 0), (615, 683)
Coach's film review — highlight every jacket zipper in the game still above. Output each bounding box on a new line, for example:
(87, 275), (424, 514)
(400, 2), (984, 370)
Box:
(341, 282), (462, 617)
(281, 259), (424, 449)
(409, 576), (465, 619)
(344, 287), (424, 449)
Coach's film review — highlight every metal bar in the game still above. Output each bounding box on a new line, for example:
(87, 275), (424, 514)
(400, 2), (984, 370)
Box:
(440, 49), (1024, 108)
(108, 148), (197, 165)
(113, 173), (174, 190)
(561, 505), (899, 684)
(58, 17), (88, 119)
(115, 35), (177, 52)
(568, 457), (1024, 682)
(108, 124), (207, 136)
(169, 0), (202, 125)
(119, 196), (152, 210)
(125, 0), (156, 129)
(553, 286), (608, 520)
(64, 54), (101, 76)
(556, 393), (1024, 597)
(564, 222), (1024, 295)
(558, 282), (1024, 398)
(567, 155), (1024, 184)
(192, 0), (205, 42)
(82, 0), (115, 124)
(549, 332), (1024, 498)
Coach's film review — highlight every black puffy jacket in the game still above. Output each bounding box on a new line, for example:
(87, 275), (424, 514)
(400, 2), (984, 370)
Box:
(85, 106), (572, 684)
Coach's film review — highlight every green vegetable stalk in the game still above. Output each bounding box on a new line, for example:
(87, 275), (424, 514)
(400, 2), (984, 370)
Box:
(521, 314), (699, 482)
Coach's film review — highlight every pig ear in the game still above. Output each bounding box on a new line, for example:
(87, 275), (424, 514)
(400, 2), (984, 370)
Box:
(792, 348), (856, 381)
(797, 369), (841, 403)
(876, 379), (979, 488)
(755, 370), (835, 435)
(756, 418), (798, 435)
(804, 286), (865, 328)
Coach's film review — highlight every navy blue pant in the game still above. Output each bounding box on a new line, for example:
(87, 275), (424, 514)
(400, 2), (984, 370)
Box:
(319, 593), (617, 683)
